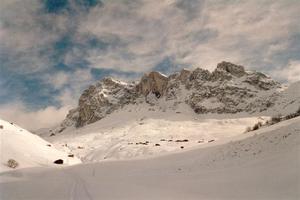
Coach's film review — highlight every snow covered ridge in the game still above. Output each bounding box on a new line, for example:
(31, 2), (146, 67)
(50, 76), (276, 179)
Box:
(0, 119), (81, 172)
(56, 61), (299, 131)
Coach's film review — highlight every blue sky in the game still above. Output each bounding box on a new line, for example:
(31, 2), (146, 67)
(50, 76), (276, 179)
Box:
(0, 0), (300, 129)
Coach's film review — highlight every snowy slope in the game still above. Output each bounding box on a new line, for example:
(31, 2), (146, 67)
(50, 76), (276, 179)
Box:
(0, 119), (81, 172)
(265, 81), (300, 115)
(42, 103), (269, 162)
(1, 116), (299, 200)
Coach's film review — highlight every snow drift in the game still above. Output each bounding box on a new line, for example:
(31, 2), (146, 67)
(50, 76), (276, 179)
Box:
(0, 119), (81, 172)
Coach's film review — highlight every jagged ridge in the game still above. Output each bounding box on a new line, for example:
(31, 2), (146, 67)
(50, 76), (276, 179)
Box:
(58, 61), (281, 131)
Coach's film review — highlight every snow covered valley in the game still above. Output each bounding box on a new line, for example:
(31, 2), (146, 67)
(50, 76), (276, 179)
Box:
(1, 116), (299, 199)
(41, 105), (270, 163)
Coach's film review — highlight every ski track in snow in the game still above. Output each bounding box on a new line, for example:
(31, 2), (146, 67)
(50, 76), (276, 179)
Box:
(65, 168), (93, 200)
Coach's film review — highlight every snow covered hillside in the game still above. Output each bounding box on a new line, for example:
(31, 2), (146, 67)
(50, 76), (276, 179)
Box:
(0, 119), (81, 172)
(43, 104), (269, 162)
(266, 81), (300, 115)
(1, 116), (299, 200)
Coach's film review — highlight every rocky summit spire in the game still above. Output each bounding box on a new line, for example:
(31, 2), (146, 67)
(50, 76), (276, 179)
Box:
(216, 61), (246, 77)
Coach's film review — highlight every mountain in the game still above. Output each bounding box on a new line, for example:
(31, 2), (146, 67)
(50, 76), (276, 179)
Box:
(36, 61), (300, 162)
(57, 61), (287, 132)
(0, 119), (81, 172)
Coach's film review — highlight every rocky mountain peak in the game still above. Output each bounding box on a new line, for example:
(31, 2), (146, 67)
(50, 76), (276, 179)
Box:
(215, 61), (246, 77)
(189, 68), (211, 81)
(100, 77), (128, 87)
(57, 62), (282, 131)
(178, 69), (192, 83)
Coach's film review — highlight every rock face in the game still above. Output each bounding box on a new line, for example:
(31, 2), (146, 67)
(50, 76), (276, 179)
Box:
(216, 61), (246, 78)
(73, 78), (137, 127)
(136, 72), (168, 97)
(57, 61), (281, 131)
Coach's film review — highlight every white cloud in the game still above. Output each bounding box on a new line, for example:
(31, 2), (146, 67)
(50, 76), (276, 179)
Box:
(55, 89), (78, 108)
(45, 68), (94, 106)
(0, 0), (74, 74)
(2, 0), (300, 74)
(73, 0), (300, 73)
(274, 61), (300, 83)
(0, 103), (71, 131)
(46, 72), (70, 90)
(0, 69), (94, 131)
(0, 68), (94, 131)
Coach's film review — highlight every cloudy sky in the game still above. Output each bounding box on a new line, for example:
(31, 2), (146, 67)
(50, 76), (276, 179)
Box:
(0, 0), (300, 130)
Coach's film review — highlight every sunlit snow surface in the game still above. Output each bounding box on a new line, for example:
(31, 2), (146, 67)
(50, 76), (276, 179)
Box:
(0, 119), (81, 172)
(1, 117), (299, 199)
(43, 103), (269, 162)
